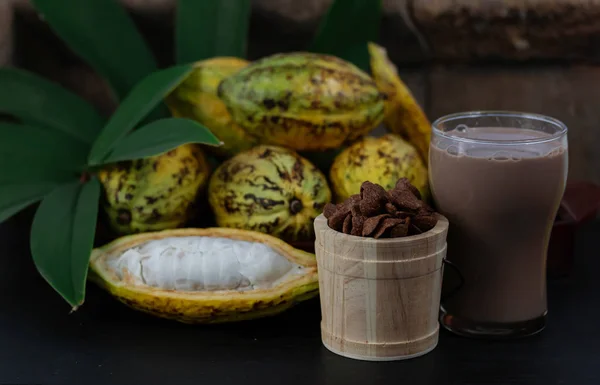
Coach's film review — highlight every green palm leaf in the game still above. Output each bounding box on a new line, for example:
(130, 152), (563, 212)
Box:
(30, 0), (158, 101)
(310, 0), (382, 71)
(101, 117), (222, 163)
(0, 183), (59, 224)
(176, 0), (251, 64)
(30, 178), (101, 309)
(0, 122), (89, 168)
(87, 64), (195, 166)
(0, 68), (105, 144)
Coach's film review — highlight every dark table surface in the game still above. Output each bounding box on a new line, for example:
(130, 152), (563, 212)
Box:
(1, 214), (600, 385)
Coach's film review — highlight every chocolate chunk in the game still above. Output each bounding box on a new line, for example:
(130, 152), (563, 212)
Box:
(323, 203), (337, 218)
(342, 214), (353, 234)
(362, 214), (390, 237)
(351, 215), (365, 236)
(395, 177), (421, 199)
(390, 218), (410, 237)
(373, 217), (405, 239)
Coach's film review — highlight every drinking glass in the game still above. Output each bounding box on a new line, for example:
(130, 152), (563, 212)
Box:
(429, 111), (568, 338)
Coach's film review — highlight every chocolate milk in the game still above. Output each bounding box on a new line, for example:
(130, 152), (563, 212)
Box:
(430, 127), (568, 325)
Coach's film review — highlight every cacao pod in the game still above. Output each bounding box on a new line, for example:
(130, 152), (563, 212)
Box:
(98, 144), (211, 235)
(165, 57), (259, 158)
(217, 52), (386, 151)
(208, 145), (331, 242)
(88, 227), (319, 323)
(329, 134), (429, 203)
(368, 42), (431, 163)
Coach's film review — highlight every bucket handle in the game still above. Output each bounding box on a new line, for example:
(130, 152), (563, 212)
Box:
(441, 258), (465, 303)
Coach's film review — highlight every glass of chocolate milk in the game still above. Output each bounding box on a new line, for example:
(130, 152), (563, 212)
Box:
(429, 111), (568, 339)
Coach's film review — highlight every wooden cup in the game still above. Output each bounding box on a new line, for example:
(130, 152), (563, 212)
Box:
(313, 213), (449, 361)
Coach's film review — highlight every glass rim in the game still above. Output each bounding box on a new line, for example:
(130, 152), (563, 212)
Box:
(431, 110), (568, 146)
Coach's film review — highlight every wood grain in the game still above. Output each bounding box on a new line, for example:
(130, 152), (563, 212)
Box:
(413, 0), (600, 62)
(313, 213), (449, 361)
(428, 65), (600, 184)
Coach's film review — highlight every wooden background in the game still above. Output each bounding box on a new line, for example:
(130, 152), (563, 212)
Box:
(2, 0), (599, 184)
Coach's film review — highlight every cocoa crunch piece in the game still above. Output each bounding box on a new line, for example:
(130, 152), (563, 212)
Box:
(373, 217), (405, 239)
(351, 215), (365, 236)
(325, 194), (360, 230)
(409, 224), (423, 235)
(360, 181), (387, 200)
(395, 177), (422, 200)
(342, 214), (353, 234)
(422, 202), (436, 214)
(390, 218), (410, 237)
(328, 210), (349, 232)
(323, 203), (337, 219)
(359, 181), (388, 217)
(395, 210), (413, 219)
(362, 214), (391, 237)
(341, 194), (361, 210)
(324, 178), (437, 238)
(412, 207), (437, 233)
(385, 202), (398, 215)
(387, 188), (423, 212)
(351, 203), (362, 217)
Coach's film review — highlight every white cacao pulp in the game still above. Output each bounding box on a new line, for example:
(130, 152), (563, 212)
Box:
(108, 236), (305, 291)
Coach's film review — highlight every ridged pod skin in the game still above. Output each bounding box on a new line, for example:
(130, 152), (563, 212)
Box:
(98, 144), (211, 235)
(208, 145), (331, 242)
(165, 57), (259, 158)
(368, 42), (431, 163)
(217, 52), (386, 151)
(329, 134), (429, 203)
(88, 228), (319, 324)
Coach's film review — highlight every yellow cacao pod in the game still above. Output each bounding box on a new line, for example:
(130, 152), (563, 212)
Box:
(208, 145), (332, 242)
(368, 42), (431, 163)
(330, 134), (429, 203)
(166, 57), (259, 158)
(98, 144), (211, 235)
(88, 227), (319, 324)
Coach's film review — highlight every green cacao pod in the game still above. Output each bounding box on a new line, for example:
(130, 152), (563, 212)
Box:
(217, 52), (386, 151)
(208, 145), (332, 242)
(98, 144), (211, 235)
(165, 57), (259, 158)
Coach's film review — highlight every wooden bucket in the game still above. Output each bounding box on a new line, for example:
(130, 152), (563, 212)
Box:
(313, 213), (450, 361)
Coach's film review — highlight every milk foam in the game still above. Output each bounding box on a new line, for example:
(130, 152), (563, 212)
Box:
(434, 128), (565, 160)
